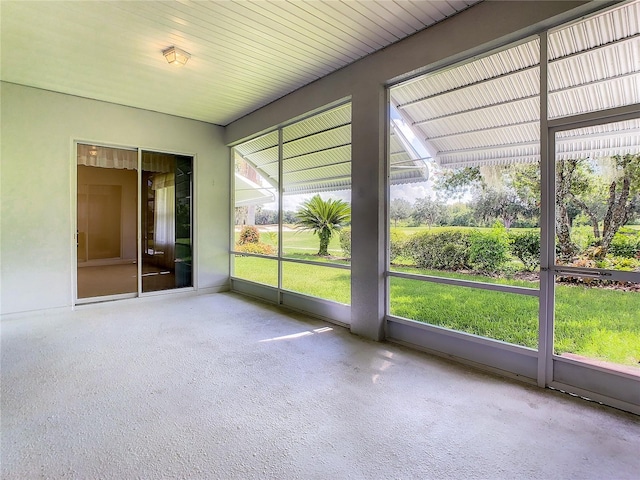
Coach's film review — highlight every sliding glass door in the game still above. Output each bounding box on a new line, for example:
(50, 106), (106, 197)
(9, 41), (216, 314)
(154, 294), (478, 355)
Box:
(141, 151), (193, 293)
(76, 144), (138, 300)
(76, 144), (193, 302)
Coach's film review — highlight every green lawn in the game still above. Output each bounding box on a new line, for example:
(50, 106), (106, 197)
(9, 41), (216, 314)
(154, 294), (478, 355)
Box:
(390, 276), (640, 367)
(233, 255), (350, 304)
(234, 226), (344, 257)
(233, 253), (640, 368)
(389, 277), (540, 348)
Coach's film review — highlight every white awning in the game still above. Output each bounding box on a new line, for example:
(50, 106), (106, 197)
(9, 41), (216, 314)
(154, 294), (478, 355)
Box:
(234, 173), (275, 207)
(234, 103), (429, 196)
(390, 0), (640, 169)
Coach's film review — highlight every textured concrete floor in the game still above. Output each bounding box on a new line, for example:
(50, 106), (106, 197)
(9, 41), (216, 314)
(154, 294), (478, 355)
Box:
(2, 292), (639, 479)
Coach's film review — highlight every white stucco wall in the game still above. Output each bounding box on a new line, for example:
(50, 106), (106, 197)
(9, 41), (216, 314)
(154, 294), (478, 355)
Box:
(1, 82), (229, 315)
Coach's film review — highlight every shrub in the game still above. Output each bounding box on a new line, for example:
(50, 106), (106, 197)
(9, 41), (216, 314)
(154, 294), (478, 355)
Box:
(405, 229), (471, 270)
(468, 223), (511, 273)
(597, 255), (640, 272)
(235, 242), (274, 255)
(509, 230), (540, 271)
(609, 231), (640, 258)
(238, 225), (260, 245)
(339, 228), (351, 259)
(560, 252), (640, 286)
(339, 228), (407, 262)
(389, 229), (408, 262)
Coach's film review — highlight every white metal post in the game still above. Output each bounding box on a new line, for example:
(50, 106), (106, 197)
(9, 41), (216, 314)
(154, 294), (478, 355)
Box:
(538, 31), (554, 388)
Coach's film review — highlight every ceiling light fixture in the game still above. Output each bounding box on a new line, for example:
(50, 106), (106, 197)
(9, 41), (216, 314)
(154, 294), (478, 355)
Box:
(162, 46), (190, 66)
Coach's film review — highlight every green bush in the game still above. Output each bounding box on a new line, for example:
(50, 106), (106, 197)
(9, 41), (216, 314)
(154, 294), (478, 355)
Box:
(405, 230), (471, 270)
(238, 225), (260, 245)
(509, 230), (540, 271)
(597, 255), (640, 272)
(235, 242), (275, 255)
(339, 228), (407, 262)
(468, 223), (511, 273)
(339, 228), (351, 259)
(390, 229), (408, 262)
(609, 231), (640, 258)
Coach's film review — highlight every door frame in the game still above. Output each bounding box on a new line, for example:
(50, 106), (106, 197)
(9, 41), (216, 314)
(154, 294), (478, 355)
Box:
(72, 141), (197, 305)
(540, 104), (640, 413)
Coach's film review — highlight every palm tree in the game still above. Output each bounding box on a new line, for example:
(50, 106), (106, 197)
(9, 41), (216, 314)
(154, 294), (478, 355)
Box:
(295, 194), (351, 256)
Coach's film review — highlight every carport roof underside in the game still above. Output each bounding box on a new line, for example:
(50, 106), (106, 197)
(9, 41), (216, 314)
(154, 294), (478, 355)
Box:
(235, 0), (640, 197)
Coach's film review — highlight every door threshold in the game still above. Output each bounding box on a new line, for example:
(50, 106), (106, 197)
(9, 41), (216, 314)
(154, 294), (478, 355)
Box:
(75, 292), (137, 305)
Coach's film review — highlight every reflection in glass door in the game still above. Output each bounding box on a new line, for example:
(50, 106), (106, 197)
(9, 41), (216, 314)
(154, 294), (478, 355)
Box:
(76, 144), (138, 300)
(141, 151), (193, 293)
(551, 118), (640, 378)
(76, 145), (194, 301)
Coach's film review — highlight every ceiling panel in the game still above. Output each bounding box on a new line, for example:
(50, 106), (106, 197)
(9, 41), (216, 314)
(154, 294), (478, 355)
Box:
(0, 0), (480, 126)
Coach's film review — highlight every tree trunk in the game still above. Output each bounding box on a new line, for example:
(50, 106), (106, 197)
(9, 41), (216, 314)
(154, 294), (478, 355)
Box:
(318, 230), (330, 256)
(601, 177), (631, 252)
(570, 194), (601, 240)
(555, 160), (578, 262)
(556, 204), (575, 262)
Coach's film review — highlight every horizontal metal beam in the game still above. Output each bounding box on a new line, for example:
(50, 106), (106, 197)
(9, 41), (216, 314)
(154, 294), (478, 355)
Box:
(387, 270), (539, 296)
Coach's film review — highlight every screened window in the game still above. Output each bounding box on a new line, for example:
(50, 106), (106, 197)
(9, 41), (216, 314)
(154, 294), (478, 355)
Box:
(388, 38), (541, 348)
(232, 103), (352, 305)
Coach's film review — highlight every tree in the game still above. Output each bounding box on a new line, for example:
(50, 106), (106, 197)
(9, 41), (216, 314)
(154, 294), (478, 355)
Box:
(443, 202), (475, 226)
(390, 198), (412, 227)
(569, 154), (640, 252)
(412, 197), (445, 229)
(434, 166), (484, 199)
(555, 158), (592, 260)
(554, 154), (640, 259)
(433, 156), (640, 261)
(255, 206), (278, 225)
(295, 195), (351, 256)
(472, 188), (532, 229)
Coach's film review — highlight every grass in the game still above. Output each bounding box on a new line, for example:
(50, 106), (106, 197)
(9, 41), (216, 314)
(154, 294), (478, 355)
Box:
(554, 286), (640, 366)
(233, 226), (639, 367)
(390, 276), (640, 368)
(389, 277), (540, 348)
(232, 255), (350, 304)
(233, 253), (640, 368)
(390, 265), (539, 288)
(232, 255), (278, 287)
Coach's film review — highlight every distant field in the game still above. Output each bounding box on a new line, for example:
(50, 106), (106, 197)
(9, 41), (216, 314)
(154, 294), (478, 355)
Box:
(234, 226), (344, 256)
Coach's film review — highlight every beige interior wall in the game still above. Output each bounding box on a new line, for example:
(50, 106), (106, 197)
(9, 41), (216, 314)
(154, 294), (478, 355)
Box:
(1, 82), (229, 315)
(77, 165), (137, 261)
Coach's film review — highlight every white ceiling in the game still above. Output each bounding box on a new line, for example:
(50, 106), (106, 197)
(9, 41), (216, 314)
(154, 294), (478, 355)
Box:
(0, 0), (480, 126)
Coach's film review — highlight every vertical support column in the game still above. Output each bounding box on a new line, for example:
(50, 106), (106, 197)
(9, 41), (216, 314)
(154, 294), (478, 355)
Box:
(137, 148), (143, 297)
(350, 82), (386, 341)
(538, 31), (553, 388)
(277, 127), (284, 301)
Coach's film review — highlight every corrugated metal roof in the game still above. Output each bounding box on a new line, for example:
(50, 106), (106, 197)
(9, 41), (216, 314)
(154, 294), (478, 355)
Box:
(234, 173), (275, 207)
(391, 0), (640, 169)
(236, 1), (639, 197)
(556, 118), (640, 160)
(235, 103), (428, 197)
